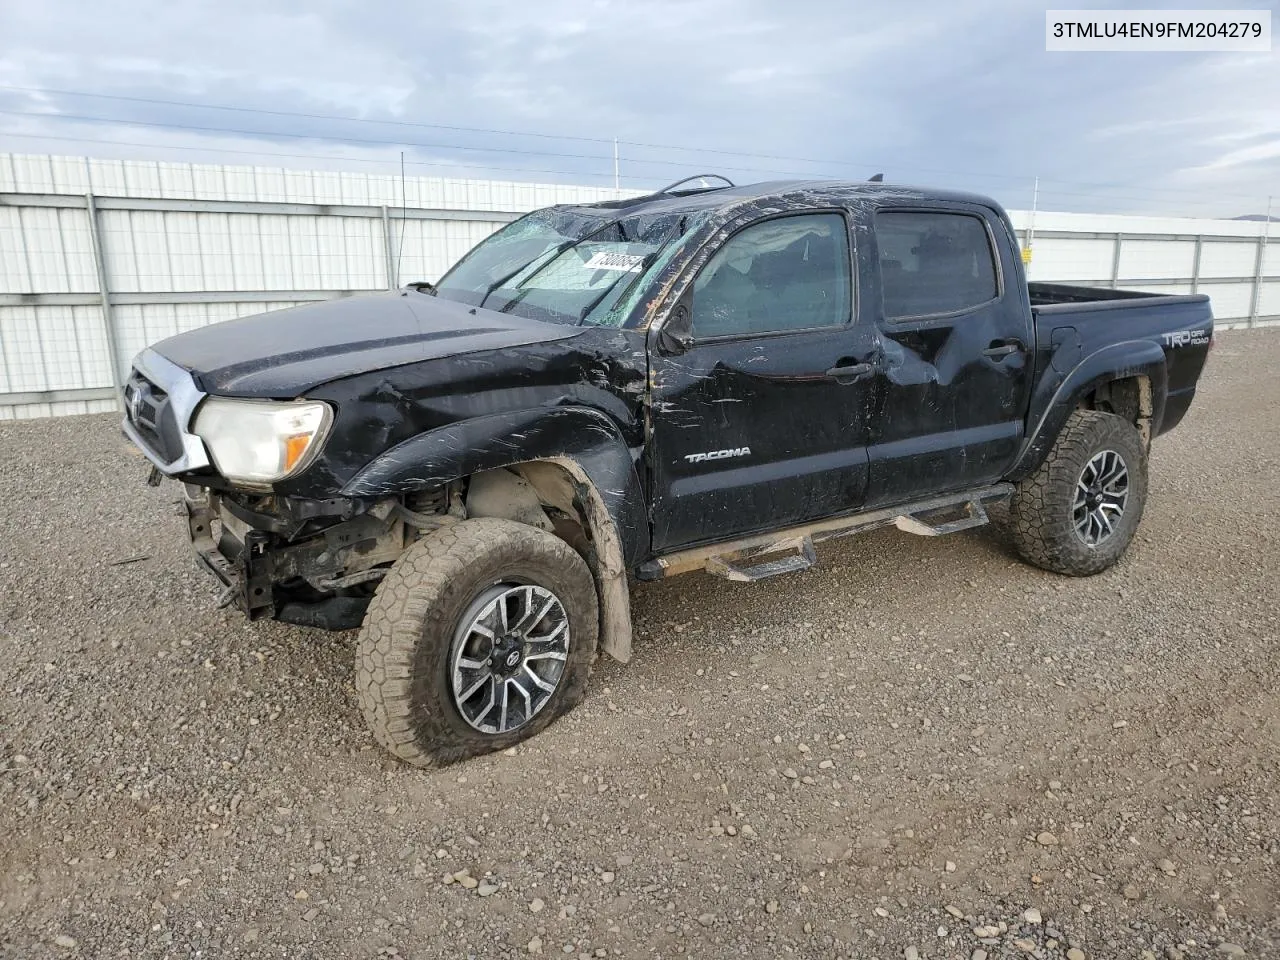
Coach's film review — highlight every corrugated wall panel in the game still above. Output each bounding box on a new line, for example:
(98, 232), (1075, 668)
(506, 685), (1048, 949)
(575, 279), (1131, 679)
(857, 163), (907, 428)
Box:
(58, 207), (99, 291)
(1117, 239), (1196, 281)
(122, 159), (164, 197)
(254, 215), (295, 290)
(1028, 237), (1116, 283)
(229, 214), (269, 290)
(72, 304), (114, 388)
(1202, 282), (1252, 319)
(86, 157), (128, 196)
(1256, 281), (1280, 317)
(1262, 242), (1280, 276)
(0, 207), (29, 293)
(1124, 283), (1194, 295)
(9, 154), (57, 192)
(158, 162), (196, 198)
(47, 155), (91, 193)
(1199, 241), (1258, 279)
(252, 167), (290, 203)
(20, 206), (76, 292)
(0, 306), (47, 390)
(37, 304), (95, 389)
(165, 211), (207, 291)
(286, 216), (323, 289)
(0, 398), (117, 421)
(99, 209), (141, 293)
(198, 213), (235, 290)
(125, 210), (175, 292)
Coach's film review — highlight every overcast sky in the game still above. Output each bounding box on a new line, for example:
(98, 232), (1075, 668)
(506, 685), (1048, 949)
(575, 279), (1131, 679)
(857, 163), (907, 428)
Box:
(0, 0), (1276, 217)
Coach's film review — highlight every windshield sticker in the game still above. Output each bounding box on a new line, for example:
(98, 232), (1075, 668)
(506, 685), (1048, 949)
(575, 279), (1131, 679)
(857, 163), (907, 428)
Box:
(583, 251), (645, 273)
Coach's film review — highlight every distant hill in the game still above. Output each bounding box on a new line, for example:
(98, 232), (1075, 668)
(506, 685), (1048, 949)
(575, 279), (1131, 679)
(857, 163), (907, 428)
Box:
(1233, 214), (1280, 222)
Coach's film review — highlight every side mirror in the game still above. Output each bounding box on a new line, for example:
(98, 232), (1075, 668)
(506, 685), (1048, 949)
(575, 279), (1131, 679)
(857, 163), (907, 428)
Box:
(658, 302), (693, 355)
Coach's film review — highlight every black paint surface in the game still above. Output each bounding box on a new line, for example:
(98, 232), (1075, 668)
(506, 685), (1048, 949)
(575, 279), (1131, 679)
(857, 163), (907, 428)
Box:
(134, 180), (1215, 571)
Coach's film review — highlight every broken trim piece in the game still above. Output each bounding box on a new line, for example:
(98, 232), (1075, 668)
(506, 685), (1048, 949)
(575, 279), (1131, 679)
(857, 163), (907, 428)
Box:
(518, 459), (634, 665)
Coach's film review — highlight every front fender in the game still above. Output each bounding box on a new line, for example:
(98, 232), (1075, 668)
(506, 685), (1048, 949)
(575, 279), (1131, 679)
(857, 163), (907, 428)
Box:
(1008, 339), (1167, 481)
(341, 406), (649, 567)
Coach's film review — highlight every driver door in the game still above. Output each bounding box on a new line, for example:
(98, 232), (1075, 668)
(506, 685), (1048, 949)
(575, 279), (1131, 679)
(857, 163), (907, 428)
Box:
(647, 211), (880, 551)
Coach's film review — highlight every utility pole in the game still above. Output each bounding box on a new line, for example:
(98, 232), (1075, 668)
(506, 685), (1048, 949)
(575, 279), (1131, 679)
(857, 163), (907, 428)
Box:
(1248, 194), (1272, 326)
(1023, 176), (1039, 270)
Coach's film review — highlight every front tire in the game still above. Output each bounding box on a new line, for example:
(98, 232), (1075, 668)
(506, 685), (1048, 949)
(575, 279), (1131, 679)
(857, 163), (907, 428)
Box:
(1008, 409), (1148, 576)
(355, 518), (598, 767)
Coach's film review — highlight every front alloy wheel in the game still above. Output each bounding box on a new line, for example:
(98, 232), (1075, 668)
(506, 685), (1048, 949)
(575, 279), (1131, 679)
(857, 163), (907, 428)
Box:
(355, 518), (598, 767)
(451, 584), (570, 734)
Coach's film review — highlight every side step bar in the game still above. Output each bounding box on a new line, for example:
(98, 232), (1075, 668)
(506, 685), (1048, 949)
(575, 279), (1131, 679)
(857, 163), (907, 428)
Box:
(638, 484), (1013, 582)
(704, 536), (817, 583)
(893, 497), (991, 537)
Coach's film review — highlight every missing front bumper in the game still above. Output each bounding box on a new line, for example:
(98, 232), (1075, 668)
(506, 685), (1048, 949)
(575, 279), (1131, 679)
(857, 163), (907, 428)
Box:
(184, 492), (275, 618)
(182, 489), (407, 629)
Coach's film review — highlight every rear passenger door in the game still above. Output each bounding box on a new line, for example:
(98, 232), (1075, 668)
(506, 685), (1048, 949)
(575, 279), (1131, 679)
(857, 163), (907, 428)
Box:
(864, 204), (1033, 507)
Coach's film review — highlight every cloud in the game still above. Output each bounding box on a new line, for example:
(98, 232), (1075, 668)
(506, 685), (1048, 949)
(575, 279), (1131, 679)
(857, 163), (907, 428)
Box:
(0, 0), (1276, 216)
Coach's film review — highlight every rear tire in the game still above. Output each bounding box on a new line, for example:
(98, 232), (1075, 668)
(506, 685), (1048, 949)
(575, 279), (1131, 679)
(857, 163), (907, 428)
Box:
(1008, 409), (1148, 576)
(355, 518), (598, 767)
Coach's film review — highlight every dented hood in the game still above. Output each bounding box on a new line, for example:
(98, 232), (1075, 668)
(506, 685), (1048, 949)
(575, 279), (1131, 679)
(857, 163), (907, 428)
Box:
(151, 291), (582, 398)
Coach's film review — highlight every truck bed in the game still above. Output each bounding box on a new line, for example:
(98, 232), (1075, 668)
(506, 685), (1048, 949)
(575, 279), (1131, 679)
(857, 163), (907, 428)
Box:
(1026, 281), (1213, 444)
(1029, 281), (1208, 313)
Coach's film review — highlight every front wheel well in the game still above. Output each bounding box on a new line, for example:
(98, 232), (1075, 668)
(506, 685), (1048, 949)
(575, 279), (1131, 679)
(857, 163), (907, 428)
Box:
(450, 461), (633, 664)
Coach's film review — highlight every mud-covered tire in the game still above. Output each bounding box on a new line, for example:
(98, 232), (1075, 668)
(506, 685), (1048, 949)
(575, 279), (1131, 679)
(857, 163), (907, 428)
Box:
(1008, 409), (1148, 576)
(355, 518), (598, 767)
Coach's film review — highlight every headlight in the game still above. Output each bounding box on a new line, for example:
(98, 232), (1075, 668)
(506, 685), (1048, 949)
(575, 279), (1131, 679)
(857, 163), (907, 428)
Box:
(192, 398), (333, 485)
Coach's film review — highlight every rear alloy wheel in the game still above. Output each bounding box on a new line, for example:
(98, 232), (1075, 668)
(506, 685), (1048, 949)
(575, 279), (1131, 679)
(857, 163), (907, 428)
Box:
(1072, 449), (1130, 546)
(356, 518), (598, 767)
(1008, 409), (1148, 576)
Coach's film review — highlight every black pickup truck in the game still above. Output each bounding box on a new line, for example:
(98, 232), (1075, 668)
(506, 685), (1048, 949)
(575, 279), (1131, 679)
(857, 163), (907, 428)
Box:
(121, 177), (1213, 766)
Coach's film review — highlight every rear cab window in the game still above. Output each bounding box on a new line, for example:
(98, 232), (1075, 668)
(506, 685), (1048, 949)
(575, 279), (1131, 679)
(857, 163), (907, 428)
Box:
(875, 210), (999, 320)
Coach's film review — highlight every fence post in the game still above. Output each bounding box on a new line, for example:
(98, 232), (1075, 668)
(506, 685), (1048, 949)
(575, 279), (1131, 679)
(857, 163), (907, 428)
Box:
(1191, 236), (1203, 293)
(1110, 233), (1123, 289)
(381, 205), (397, 291)
(1248, 231), (1269, 328)
(85, 192), (124, 410)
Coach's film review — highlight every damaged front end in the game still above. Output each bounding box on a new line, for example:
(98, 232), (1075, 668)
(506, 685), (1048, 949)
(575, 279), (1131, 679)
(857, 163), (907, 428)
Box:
(182, 484), (461, 630)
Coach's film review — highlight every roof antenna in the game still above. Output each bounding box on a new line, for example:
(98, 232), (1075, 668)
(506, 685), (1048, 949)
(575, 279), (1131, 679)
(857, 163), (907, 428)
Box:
(868, 173), (884, 182)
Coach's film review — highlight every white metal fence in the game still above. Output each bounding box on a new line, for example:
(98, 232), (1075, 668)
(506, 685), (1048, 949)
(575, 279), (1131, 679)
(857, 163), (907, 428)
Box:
(1, 153), (1276, 420)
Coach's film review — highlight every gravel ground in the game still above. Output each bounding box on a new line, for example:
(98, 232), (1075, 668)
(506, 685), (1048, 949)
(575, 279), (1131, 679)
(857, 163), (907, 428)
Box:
(2, 330), (1278, 960)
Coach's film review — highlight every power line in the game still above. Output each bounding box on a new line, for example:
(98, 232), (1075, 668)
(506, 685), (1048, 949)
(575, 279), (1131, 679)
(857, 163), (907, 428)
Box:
(0, 130), (1250, 217)
(0, 84), (617, 146)
(0, 108), (834, 180)
(0, 108), (616, 163)
(1, 83), (1263, 203)
(0, 131), (1250, 216)
(0, 130), (646, 183)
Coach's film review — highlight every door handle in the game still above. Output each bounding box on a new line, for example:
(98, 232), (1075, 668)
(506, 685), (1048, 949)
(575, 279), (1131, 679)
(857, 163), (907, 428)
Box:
(825, 362), (874, 383)
(982, 341), (1023, 359)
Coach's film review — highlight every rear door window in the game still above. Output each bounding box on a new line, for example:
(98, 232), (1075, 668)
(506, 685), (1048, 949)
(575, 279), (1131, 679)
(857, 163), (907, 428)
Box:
(876, 211), (998, 319)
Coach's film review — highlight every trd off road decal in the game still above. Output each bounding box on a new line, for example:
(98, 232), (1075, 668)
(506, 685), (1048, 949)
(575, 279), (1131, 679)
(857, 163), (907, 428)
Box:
(684, 447), (752, 464)
(1164, 329), (1210, 347)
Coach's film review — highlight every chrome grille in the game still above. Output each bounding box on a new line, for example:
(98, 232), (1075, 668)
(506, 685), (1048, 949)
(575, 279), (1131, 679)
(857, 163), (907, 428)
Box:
(124, 372), (166, 434)
(119, 348), (212, 476)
